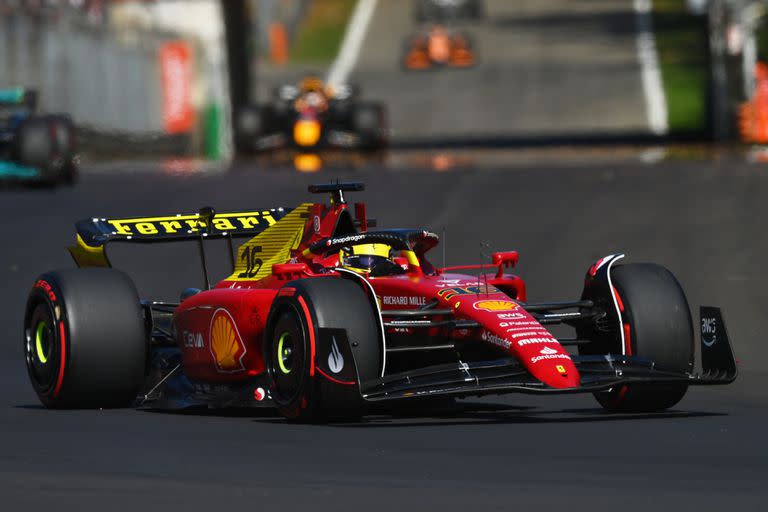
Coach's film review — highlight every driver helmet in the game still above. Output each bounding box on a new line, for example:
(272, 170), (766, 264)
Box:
(341, 243), (393, 274)
(299, 75), (324, 94)
(304, 91), (326, 109)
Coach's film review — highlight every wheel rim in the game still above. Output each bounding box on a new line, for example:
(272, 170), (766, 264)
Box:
(270, 313), (307, 405)
(25, 304), (58, 393)
(35, 321), (51, 364)
(277, 332), (294, 375)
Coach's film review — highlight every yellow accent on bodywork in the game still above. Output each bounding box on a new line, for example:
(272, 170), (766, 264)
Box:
(404, 250), (421, 267)
(68, 234), (111, 268)
(105, 210), (276, 237)
(227, 203), (312, 281)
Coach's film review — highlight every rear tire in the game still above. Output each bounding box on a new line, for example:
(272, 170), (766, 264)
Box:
(48, 115), (78, 184)
(24, 269), (147, 408)
(580, 263), (694, 412)
(14, 115), (76, 185)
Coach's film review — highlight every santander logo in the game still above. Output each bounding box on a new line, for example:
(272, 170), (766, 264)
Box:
(540, 346), (558, 355)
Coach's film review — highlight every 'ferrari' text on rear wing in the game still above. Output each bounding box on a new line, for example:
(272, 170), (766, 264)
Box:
(68, 206), (303, 268)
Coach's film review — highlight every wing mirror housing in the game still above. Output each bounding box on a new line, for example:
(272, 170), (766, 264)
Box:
(492, 251), (518, 278)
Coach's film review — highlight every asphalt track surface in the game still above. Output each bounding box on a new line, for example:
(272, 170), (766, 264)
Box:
(1, 155), (767, 510)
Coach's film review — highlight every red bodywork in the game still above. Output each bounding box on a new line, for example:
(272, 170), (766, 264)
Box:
(173, 199), (579, 390)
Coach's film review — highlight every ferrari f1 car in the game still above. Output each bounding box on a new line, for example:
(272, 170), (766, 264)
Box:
(236, 76), (388, 153)
(24, 183), (736, 420)
(0, 87), (77, 185)
(403, 26), (475, 70)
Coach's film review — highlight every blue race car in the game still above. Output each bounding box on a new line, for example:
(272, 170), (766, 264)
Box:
(0, 87), (77, 185)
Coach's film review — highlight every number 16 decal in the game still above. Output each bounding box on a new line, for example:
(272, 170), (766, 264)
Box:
(238, 246), (263, 278)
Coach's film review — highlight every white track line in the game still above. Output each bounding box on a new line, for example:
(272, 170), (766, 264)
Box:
(633, 0), (668, 135)
(326, 0), (378, 87)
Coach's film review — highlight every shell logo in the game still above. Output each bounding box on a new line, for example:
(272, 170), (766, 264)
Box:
(473, 300), (519, 312)
(209, 308), (247, 373)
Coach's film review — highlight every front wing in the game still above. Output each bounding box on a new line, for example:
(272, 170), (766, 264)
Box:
(361, 306), (737, 402)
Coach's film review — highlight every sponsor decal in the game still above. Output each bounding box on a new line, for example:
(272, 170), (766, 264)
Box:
(508, 331), (541, 339)
(517, 337), (556, 347)
(34, 280), (57, 303)
(326, 233), (366, 246)
(701, 316), (717, 347)
(254, 387), (266, 401)
(209, 308), (247, 373)
(106, 210), (278, 237)
(481, 330), (512, 349)
(381, 296), (427, 306)
(530, 347), (572, 364)
(438, 285), (501, 300)
(328, 336), (344, 374)
(497, 312), (526, 320)
(183, 330), (204, 348)
(435, 279), (464, 288)
(499, 322), (546, 332)
(474, 300), (518, 312)
(313, 215), (321, 233)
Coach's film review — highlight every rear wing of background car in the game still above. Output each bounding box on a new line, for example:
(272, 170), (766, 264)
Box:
(68, 206), (301, 268)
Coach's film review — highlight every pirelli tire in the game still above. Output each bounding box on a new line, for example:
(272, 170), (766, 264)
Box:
(352, 102), (387, 151)
(14, 116), (56, 184)
(264, 277), (381, 422)
(13, 115), (76, 185)
(48, 114), (78, 184)
(580, 263), (694, 412)
(23, 269), (147, 409)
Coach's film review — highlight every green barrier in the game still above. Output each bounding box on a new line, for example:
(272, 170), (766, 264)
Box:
(204, 103), (222, 160)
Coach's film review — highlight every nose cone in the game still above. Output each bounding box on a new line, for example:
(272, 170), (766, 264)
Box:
(450, 294), (582, 389)
(523, 348), (580, 389)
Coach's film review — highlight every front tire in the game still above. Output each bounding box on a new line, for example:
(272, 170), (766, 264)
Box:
(580, 263), (694, 412)
(265, 278), (382, 422)
(24, 269), (147, 408)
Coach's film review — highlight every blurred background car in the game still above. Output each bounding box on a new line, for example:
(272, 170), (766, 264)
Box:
(236, 75), (388, 153)
(402, 25), (476, 70)
(0, 87), (77, 185)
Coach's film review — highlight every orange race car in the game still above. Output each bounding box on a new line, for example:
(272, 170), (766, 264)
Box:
(403, 25), (475, 70)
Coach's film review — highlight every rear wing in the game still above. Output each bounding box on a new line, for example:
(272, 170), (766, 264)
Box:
(69, 206), (300, 268)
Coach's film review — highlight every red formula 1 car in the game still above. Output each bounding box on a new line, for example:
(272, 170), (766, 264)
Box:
(24, 183), (736, 420)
